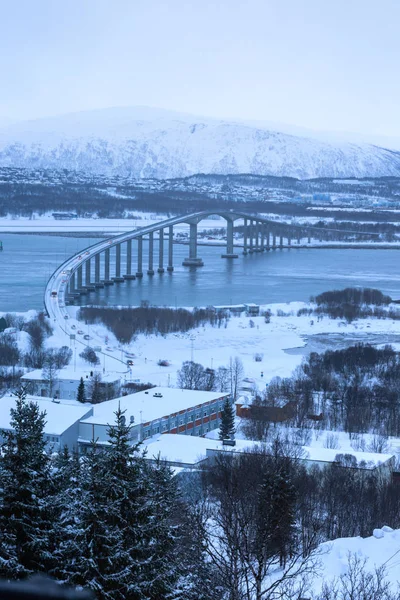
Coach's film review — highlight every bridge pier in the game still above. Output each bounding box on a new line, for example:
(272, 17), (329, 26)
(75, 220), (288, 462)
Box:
(158, 229), (165, 273)
(266, 229), (270, 251)
(124, 239), (135, 279)
(243, 218), (248, 254)
(85, 259), (95, 291)
(76, 264), (87, 294)
(68, 272), (80, 298)
(279, 235), (283, 249)
(103, 248), (113, 285)
(272, 234), (277, 249)
(183, 223), (204, 266)
(94, 253), (104, 288)
(260, 224), (265, 252)
(248, 220), (255, 253)
(136, 236), (143, 277)
(255, 222), (261, 252)
(147, 232), (155, 275)
(113, 243), (125, 282)
(222, 219), (238, 258)
(167, 226), (174, 271)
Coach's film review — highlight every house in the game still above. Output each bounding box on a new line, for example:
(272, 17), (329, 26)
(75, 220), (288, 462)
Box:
(244, 303), (260, 316)
(235, 398), (297, 423)
(21, 367), (121, 400)
(78, 387), (231, 451)
(0, 395), (93, 451)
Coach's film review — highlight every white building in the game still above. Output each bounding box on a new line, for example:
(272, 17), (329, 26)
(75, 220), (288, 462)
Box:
(0, 395), (93, 451)
(78, 387), (231, 450)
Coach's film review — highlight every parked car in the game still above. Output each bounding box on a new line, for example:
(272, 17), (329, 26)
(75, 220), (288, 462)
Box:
(77, 330), (84, 334)
(127, 359), (134, 366)
(84, 334), (92, 340)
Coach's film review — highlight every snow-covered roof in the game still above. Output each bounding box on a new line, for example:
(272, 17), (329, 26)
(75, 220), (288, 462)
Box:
(302, 445), (395, 468)
(143, 435), (395, 468)
(80, 387), (230, 427)
(0, 395), (93, 435)
(144, 434), (254, 465)
(21, 367), (121, 383)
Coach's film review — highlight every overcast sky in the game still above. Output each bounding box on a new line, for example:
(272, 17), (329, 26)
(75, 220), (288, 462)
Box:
(1, 0), (399, 136)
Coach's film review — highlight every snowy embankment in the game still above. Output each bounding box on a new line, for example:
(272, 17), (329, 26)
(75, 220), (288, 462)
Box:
(311, 527), (400, 595)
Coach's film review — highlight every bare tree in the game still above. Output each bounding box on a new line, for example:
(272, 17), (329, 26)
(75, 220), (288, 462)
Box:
(229, 357), (244, 401)
(199, 446), (318, 600)
(42, 360), (58, 397)
(177, 361), (206, 390)
(317, 554), (395, 600)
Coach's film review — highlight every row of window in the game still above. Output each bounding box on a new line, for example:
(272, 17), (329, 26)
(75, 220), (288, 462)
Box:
(143, 418), (220, 439)
(46, 435), (59, 443)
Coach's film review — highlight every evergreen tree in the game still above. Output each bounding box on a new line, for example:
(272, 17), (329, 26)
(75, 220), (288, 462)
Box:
(77, 376), (86, 403)
(256, 462), (297, 568)
(89, 372), (103, 404)
(0, 387), (52, 579)
(56, 406), (180, 599)
(219, 397), (236, 441)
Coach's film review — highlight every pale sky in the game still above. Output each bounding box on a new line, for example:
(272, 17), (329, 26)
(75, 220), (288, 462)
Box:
(1, 0), (399, 136)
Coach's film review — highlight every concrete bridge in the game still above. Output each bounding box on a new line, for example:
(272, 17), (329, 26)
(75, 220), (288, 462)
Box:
(44, 210), (380, 321)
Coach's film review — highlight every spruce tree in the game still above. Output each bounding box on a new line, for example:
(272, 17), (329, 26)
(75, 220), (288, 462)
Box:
(0, 387), (52, 579)
(77, 376), (86, 403)
(56, 405), (180, 599)
(219, 397), (236, 441)
(256, 462), (297, 568)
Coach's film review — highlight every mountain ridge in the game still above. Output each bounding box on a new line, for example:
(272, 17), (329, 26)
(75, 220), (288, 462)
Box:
(0, 107), (400, 180)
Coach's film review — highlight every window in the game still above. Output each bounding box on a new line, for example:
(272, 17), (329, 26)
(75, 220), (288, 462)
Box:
(162, 424), (168, 432)
(179, 419), (184, 426)
(203, 411), (208, 417)
(196, 413), (200, 420)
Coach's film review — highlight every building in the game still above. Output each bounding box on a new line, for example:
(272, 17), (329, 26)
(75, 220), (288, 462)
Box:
(143, 434), (253, 468)
(0, 395), (93, 451)
(52, 212), (78, 220)
(235, 397), (297, 423)
(244, 303), (260, 316)
(301, 446), (395, 478)
(21, 367), (121, 400)
(78, 387), (231, 450)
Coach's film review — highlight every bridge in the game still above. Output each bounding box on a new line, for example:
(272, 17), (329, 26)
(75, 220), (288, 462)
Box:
(44, 209), (382, 324)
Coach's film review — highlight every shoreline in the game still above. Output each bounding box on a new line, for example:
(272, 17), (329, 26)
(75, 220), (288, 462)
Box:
(1, 231), (400, 250)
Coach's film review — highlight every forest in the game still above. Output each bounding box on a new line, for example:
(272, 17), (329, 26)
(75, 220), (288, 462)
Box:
(245, 343), (400, 437)
(78, 305), (230, 344)
(2, 389), (400, 600)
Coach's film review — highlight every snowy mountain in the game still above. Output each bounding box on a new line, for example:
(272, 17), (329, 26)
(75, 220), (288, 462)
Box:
(0, 106), (400, 180)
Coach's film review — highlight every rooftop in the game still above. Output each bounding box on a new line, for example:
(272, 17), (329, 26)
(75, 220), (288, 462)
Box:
(80, 387), (230, 427)
(0, 395), (93, 435)
(144, 434), (254, 465)
(302, 446), (395, 468)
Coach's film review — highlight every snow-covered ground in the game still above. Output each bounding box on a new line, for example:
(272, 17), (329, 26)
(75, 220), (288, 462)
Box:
(60, 301), (400, 391)
(311, 527), (400, 595)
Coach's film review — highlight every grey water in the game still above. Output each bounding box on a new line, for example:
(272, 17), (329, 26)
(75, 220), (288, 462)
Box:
(0, 233), (399, 312)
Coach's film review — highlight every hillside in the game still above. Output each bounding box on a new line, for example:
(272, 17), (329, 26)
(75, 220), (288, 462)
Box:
(1, 107), (400, 179)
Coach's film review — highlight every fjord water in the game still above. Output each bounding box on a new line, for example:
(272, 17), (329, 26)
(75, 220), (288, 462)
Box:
(0, 234), (399, 312)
